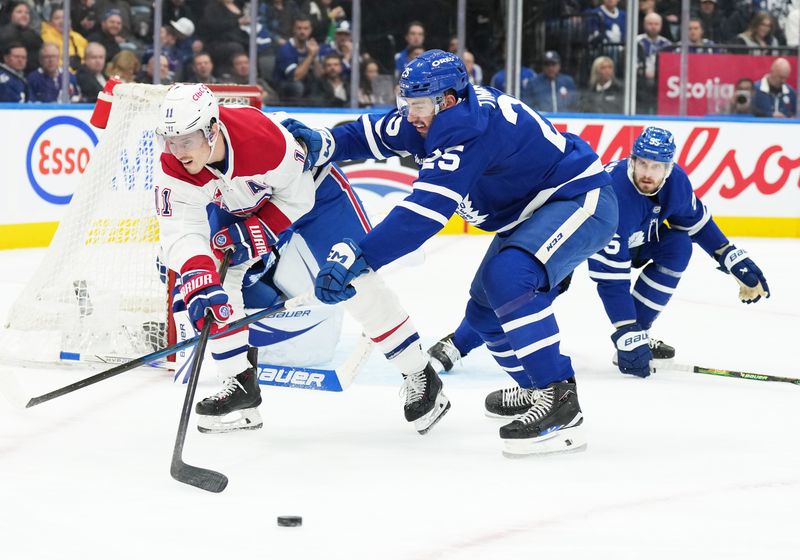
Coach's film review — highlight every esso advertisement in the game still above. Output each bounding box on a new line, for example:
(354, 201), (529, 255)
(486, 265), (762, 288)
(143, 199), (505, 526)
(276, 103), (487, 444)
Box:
(27, 116), (98, 205)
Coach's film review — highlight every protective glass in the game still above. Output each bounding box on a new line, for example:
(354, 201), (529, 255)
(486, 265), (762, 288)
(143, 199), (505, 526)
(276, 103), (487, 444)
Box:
(396, 95), (441, 118)
(158, 130), (207, 154)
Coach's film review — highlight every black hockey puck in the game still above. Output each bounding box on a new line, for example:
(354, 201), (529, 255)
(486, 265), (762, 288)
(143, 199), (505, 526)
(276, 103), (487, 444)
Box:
(277, 515), (302, 527)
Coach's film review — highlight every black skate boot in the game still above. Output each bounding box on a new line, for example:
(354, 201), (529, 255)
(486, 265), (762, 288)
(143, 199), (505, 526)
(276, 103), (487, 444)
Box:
(427, 333), (462, 374)
(484, 386), (537, 418)
(196, 348), (263, 434)
(401, 363), (451, 435)
(649, 338), (675, 360)
(499, 379), (586, 457)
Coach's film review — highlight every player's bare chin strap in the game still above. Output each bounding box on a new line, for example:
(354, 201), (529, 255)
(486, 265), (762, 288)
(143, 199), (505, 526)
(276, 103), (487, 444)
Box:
(344, 271), (429, 375)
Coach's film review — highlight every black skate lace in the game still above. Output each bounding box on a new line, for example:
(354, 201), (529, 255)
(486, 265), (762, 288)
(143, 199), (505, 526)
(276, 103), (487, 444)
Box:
(211, 377), (243, 401)
(518, 387), (554, 424)
(502, 387), (532, 407)
(650, 339), (662, 350)
(400, 371), (427, 405)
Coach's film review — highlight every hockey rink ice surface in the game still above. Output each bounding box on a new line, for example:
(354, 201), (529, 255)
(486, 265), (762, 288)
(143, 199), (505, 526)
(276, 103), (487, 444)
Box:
(1, 235), (798, 559)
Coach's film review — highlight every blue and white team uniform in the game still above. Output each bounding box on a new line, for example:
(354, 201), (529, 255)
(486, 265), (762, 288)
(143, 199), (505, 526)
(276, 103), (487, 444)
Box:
(285, 50), (619, 455)
(588, 127), (770, 378)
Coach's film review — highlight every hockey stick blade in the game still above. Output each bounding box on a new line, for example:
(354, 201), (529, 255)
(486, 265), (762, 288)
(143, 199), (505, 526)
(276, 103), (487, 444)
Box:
(170, 461), (228, 493)
(666, 362), (800, 386)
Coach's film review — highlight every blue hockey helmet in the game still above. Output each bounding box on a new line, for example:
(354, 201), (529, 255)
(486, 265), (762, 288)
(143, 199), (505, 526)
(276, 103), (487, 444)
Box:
(398, 49), (469, 98)
(631, 126), (676, 163)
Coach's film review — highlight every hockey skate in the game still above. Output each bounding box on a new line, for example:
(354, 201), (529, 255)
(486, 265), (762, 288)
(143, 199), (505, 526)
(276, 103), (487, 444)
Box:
(499, 379), (586, 457)
(196, 349), (263, 434)
(427, 333), (462, 374)
(484, 386), (537, 418)
(613, 337), (675, 366)
(401, 364), (451, 434)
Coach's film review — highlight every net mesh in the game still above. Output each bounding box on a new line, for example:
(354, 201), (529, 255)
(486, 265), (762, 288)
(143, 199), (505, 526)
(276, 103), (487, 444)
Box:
(1, 84), (260, 364)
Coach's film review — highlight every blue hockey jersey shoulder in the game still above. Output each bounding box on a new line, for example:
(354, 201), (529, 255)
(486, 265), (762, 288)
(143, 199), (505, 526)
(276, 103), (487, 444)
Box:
(424, 84), (495, 151)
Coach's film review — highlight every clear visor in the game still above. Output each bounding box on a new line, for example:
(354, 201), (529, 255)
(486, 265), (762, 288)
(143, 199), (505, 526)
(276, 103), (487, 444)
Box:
(158, 130), (207, 154)
(632, 157), (669, 176)
(396, 95), (442, 118)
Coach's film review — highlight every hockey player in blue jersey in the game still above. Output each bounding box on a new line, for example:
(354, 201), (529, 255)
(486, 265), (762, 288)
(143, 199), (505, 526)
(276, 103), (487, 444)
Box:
(282, 50), (619, 456)
(429, 126), (771, 393)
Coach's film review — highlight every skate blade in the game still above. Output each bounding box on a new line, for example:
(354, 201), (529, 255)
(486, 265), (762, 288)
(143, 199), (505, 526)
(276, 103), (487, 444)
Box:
(484, 410), (523, 420)
(414, 393), (451, 435)
(197, 408), (263, 434)
(501, 424), (587, 458)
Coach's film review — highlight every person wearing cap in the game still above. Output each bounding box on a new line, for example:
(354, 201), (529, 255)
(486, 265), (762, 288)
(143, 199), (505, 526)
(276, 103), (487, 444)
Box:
(692, 0), (728, 43)
(142, 17), (195, 81)
(530, 50), (578, 113)
(92, 0), (133, 35)
(319, 20), (353, 78)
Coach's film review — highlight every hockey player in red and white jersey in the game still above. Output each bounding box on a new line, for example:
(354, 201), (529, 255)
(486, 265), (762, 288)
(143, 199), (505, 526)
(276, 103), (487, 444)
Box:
(154, 83), (450, 434)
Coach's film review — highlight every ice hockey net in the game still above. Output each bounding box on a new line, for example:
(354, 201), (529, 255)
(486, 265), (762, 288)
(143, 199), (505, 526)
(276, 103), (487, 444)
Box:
(0, 83), (261, 365)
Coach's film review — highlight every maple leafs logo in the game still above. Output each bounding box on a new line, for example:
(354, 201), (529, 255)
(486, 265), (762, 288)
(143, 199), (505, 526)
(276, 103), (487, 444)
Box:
(455, 194), (488, 226)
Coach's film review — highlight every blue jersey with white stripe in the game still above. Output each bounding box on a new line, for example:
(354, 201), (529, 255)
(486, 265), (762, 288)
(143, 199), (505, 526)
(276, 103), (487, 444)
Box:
(588, 159), (729, 325)
(327, 85), (611, 270)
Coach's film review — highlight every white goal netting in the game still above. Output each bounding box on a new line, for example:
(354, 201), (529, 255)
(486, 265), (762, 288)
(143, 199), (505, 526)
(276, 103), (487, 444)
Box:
(2, 84), (262, 365)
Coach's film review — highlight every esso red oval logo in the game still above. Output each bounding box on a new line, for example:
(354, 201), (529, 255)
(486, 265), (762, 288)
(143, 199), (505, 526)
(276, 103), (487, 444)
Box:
(27, 116), (98, 205)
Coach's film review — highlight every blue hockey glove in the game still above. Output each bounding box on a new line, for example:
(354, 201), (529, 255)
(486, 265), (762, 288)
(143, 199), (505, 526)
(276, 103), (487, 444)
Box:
(717, 245), (770, 304)
(315, 239), (370, 304)
(611, 323), (652, 378)
(211, 216), (278, 266)
(280, 118), (335, 171)
(178, 260), (233, 332)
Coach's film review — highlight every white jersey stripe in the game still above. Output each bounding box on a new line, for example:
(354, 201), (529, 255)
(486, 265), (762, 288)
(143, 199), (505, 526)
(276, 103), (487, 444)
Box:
(396, 201), (450, 226)
(632, 289), (666, 311)
(501, 307), (554, 332)
(588, 271), (631, 281)
(589, 253), (632, 269)
(361, 114), (386, 160)
(413, 181), (463, 203)
(515, 333), (561, 359)
(637, 272), (676, 294)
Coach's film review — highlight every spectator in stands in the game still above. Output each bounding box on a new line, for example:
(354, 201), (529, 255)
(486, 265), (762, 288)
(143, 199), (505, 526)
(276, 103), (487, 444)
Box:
(394, 20), (424, 77)
(92, 0), (133, 35)
(199, 0), (249, 73)
(274, 15), (321, 101)
(267, 0), (303, 45)
(586, 0), (626, 47)
(320, 20), (353, 77)
(0, 2), (44, 73)
(0, 42), (30, 102)
(314, 52), (348, 106)
(136, 53), (170, 85)
(733, 11), (781, 56)
(728, 77), (754, 115)
(187, 51), (217, 83)
(146, 18), (194, 81)
(636, 12), (671, 114)
(530, 50), (578, 113)
(87, 9), (125, 61)
(358, 58), (379, 106)
(580, 55), (623, 113)
(40, 6), (87, 69)
(787, 6), (799, 47)
(692, 0), (727, 44)
(76, 41), (106, 102)
(163, 0), (194, 25)
(105, 48), (138, 83)
(222, 51), (279, 106)
(687, 18), (716, 53)
(462, 50), (483, 85)
(490, 61), (536, 106)
(307, 0), (346, 43)
(27, 42), (80, 102)
(73, 4), (99, 38)
(752, 57), (797, 118)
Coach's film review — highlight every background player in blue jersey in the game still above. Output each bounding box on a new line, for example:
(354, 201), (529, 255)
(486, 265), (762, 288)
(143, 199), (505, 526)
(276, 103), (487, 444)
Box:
(282, 50), (619, 456)
(428, 126), (771, 390)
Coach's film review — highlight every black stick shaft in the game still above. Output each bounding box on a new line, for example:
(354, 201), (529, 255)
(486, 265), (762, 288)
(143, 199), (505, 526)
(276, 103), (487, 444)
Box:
(25, 297), (286, 408)
(170, 254), (231, 492)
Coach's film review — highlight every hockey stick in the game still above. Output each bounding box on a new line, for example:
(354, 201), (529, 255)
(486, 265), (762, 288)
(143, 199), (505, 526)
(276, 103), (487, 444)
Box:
(25, 300), (291, 408)
(170, 253), (231, 493)
(664, 362), (800, 386)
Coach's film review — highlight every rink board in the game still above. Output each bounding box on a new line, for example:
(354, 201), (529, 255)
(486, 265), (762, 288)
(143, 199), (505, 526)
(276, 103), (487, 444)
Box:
(0, 102), (799, 249)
